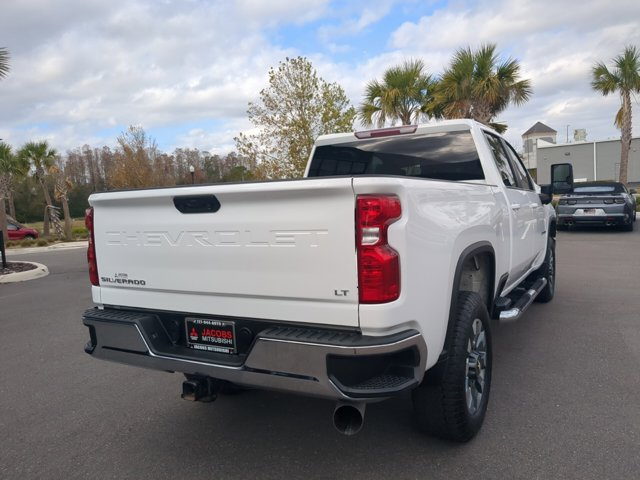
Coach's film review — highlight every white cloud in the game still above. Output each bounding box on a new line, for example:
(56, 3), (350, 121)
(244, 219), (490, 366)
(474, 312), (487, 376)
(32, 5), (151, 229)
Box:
(174, 117), (254, 154)
(236, 0), (329, 26)
(0, 0), (304, 151)
(318, 0), (396, 40)
(1, 0), (639, 157)
(386, 0), (640, 149)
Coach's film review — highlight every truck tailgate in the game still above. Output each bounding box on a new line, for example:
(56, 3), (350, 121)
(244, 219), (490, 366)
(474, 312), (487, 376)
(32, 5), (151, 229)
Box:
(90, 178), (359, 327)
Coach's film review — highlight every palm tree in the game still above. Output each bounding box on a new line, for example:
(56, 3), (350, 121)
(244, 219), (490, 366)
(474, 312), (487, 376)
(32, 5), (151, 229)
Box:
(49, 164), (74, 240)
(0, 47), (9, 80)
(359, 59), (438, 127)
(0, 143), (28, 243)
(0, 143), (15, 243)
(437, 44), (532, 133)
(18, 141), (58, 237)
(591, 46), (640, 186)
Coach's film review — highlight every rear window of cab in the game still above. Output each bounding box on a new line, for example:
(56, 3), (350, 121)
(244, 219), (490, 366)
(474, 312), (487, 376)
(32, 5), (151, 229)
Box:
(308, 130), (484, 181)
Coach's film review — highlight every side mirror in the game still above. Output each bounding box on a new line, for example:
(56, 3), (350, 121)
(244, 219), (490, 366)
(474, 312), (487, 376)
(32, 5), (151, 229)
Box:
(538, 185), (552, 204)
(539, 193), (552, 205)
(551, 163), (573, 194)
(630, 188), (637, 195)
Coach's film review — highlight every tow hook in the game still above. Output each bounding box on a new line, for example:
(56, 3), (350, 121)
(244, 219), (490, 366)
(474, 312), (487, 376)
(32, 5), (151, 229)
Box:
(181, 376), (218, 402)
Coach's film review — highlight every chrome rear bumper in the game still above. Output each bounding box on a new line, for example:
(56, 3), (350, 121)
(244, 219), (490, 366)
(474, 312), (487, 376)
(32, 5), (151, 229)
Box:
(83, 308), (427, 402)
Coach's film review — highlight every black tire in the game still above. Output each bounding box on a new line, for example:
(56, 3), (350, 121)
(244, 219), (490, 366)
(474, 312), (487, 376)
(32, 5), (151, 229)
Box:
(412, 292), (492, 442)
(24, 234), (36, 240)
(622, 220), (634, 232)
(534, 237), (555, 303)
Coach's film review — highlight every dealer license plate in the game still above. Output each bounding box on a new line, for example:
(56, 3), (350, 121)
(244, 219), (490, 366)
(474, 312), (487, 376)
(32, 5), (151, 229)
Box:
(583, 209), (596, 215)
(185, 317), (236, 354)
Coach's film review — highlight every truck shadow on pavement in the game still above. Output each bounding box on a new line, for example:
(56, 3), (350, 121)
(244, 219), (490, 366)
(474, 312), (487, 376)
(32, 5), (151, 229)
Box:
(128, 388), (476, 478)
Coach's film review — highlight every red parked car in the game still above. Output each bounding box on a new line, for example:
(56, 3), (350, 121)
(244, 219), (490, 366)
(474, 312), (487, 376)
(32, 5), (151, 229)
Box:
(6, 221), (39, 240)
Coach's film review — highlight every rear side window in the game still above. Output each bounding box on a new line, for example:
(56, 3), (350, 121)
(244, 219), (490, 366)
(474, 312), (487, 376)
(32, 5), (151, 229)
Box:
(501, 139), (534, 191)
(308, 130), (484, 181)
(484, 133), (516, 187)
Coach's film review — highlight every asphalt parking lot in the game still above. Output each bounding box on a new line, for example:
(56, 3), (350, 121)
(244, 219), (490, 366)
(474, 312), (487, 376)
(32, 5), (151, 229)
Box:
(1, 228), (639, 480)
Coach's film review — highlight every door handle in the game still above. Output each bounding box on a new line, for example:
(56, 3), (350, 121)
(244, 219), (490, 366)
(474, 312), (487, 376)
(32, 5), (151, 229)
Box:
(511, 203), (521, 210)
(529, 203), (540, 208)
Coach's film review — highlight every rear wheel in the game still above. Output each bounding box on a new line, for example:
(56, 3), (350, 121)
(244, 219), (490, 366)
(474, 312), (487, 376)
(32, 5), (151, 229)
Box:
(622, 219), (634, 232)
(534, 237), (555, 303)
(412, 292), (492, 442)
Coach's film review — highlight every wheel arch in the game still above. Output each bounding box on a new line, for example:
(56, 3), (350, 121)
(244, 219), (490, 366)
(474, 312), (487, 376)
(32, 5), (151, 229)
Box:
(441, 242), (496, 360)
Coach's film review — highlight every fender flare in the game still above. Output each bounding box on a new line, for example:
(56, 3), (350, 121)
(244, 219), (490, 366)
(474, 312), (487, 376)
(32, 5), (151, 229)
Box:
(440, 241), (496, 360)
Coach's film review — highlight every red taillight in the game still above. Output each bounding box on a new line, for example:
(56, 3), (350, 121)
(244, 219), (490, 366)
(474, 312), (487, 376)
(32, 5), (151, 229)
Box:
(85, 207), (99, 286)
(356, 195), (401, 303)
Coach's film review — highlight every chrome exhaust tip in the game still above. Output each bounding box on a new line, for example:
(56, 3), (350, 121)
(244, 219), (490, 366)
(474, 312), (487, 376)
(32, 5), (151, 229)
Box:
(333, 402), (366, 435)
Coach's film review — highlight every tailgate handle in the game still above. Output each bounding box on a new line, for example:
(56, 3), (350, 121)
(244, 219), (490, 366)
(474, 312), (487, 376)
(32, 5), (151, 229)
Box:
(173, 195), (221, 214)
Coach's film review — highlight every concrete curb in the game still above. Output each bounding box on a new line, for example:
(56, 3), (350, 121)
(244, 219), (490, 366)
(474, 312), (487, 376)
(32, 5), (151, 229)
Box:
(0, 262), (49, 284)
(6, 241), (88, 256)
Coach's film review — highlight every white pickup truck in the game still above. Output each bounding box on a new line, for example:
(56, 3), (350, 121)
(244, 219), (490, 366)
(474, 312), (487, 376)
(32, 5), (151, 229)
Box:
(83, 120), (571, 441)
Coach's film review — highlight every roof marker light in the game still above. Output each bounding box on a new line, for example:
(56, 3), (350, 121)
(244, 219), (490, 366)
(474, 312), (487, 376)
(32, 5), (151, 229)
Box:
(354, 125), (418, 139)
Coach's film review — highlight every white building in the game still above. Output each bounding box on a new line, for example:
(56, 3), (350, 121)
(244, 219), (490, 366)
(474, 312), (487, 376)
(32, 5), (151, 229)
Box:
(521, 122), (557, 170)
(536, 136), (640, 185)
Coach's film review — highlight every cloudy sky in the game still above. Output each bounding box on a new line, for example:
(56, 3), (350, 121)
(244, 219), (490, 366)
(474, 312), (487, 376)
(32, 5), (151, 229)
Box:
(1, 0), (640, 156)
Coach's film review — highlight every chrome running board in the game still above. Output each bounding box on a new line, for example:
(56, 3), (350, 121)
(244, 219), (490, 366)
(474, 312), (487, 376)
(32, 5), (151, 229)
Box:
(499, 277), (548, 322)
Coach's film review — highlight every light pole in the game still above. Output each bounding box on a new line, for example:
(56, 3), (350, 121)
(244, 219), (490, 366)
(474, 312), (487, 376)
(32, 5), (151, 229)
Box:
(189, 165), (195, 184)
(566, 124), (570, 143)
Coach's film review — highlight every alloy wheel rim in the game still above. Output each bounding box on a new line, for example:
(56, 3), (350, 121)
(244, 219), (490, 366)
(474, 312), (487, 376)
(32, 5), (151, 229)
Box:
(465, 318), (487, 415)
